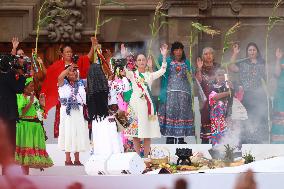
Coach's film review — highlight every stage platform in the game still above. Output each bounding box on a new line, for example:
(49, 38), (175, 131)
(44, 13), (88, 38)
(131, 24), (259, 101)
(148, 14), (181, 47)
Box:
(1, 144), (284, 189)
(42, 143), (284, 167)
(3, 144), (284, 176)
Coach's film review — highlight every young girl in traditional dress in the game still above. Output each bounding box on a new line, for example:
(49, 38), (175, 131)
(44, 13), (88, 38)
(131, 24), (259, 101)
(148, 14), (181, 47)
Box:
(208, 69), (234, 145)
(15, 78), (53, 174)
(111, 63), (130, 112)
(123, 46), (167, 157)
(112, 63), (132, 145)
(58, 65), (89, 166)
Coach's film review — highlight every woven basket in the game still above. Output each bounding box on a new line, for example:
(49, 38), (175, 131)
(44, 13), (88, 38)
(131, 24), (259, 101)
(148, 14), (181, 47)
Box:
(150, 147), (170, 165)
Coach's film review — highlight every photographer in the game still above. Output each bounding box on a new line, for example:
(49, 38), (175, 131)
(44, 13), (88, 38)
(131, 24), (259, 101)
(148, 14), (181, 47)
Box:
(41, 37), (97, 138)
(0, 54), (26, 154)
(11, 37), (32, 76)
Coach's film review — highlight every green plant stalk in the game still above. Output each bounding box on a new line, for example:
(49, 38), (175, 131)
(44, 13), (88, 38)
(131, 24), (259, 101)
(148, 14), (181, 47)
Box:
(265, 31), (271, 143)
(35, 0), (49, 70)
(147, 3), (160, 70)
(94, 0), (102, 38)
(188, 22), (220, 143)
(147, 22), (155, 58)
(94, 0), (102, 64)
(188, 29), (196, 104)
(188, 28), (196, 142)
(222, 35), (231, 97)
(220, 21), (240, 98)
(189, 30), (194, 65)
(265, 0), (284, 143)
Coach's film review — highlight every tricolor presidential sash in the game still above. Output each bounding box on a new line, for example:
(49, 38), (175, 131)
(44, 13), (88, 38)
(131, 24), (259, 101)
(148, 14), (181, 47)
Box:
(133, 71), (157, 118)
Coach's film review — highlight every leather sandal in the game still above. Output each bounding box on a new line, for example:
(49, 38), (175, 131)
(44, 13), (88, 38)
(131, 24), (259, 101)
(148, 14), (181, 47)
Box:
(65, 161), (74, 166)
(73, 161), (83, 166)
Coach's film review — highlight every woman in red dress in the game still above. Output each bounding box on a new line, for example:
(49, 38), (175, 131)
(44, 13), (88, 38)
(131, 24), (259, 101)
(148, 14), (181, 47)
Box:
(41, 37), (97, 137)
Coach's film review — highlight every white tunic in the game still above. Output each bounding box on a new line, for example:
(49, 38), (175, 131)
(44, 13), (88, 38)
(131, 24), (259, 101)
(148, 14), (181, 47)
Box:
(58, 79), (89, 152)
(92, 116), (124, 156)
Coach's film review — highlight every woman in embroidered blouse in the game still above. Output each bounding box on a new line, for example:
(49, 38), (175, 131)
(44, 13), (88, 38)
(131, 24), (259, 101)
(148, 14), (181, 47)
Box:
(195, 47), (220, 144)
(58, 65), (89, 165)
(123, 46), (167, 157)
(158, 42), (195, 144)
(229, 43), (268, 143)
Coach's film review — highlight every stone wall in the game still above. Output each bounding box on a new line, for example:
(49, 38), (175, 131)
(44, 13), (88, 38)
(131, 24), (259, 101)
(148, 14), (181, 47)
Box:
(0, 0), (284, 62)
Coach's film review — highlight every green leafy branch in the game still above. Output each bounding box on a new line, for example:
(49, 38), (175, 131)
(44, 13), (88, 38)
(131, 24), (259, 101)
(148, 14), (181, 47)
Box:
(35, 0), (70, 70)
(94, 0), (126, 37)
(265, 0), (284, 142)
(94, 0), (126, 63)
(189, 22), (220, 65)
(265, 0), (284, 83)
(191, 22), (221, 37)
(148, 1), (169, 70)
(220, 21), (241, 67)
(101, 0), (126, 6)
(188, 22), (220, 133)
(220, 21), (241, 97)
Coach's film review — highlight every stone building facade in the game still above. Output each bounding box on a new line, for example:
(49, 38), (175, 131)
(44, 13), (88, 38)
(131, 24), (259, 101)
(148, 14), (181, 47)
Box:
(0, 0), (284, 63)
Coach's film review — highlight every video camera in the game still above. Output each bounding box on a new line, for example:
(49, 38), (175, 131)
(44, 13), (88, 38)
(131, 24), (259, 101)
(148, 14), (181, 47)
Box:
(72, 54), (79, 64)
(0, 54), (23, 72)
(111, 58), (127, 67)
(15, 55), (32, 63)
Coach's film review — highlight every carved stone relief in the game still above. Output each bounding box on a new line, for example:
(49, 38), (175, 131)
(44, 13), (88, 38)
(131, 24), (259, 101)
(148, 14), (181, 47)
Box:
(198, 0), (212, 12)
(47, 0), (86, 42)
(230, 0), (242, 14)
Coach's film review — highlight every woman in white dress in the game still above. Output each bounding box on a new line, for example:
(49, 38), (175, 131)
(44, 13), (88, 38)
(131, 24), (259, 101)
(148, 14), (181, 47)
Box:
(58, 64), (89, 165)
(124, 45), (167, 157)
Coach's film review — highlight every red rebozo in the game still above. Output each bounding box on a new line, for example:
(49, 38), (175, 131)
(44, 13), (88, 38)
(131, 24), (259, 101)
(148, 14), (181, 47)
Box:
(41, 55), (90, 114)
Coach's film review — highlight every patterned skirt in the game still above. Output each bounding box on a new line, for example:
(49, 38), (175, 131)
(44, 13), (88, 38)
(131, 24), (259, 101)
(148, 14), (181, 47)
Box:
(271, 111), (284, 143)
(15, 120), (53, 168)
(158, 91), (194, 137)
(124, 104), (138, 137)
(271, 88), (284, 143)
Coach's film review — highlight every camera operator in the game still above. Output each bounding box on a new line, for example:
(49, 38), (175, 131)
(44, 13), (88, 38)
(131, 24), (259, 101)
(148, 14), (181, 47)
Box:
(0, 54), (26, 154)
(11, 37), (32, 76)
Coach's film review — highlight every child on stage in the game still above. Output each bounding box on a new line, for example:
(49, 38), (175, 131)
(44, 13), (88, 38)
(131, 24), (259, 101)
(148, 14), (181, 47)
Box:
(15, 78), (53, 174)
